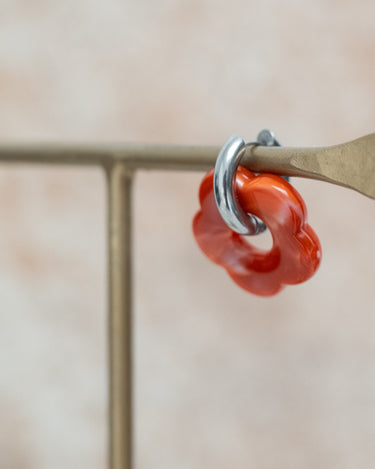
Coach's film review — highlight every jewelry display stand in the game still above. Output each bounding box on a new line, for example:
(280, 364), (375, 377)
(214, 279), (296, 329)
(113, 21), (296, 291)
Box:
(0, 134), (373, 469)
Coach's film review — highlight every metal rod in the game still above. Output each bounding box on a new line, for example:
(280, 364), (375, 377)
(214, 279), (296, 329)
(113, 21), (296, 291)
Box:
(0, 133), (374, 198)
(107, 163), (133, 469)
(0, 143), (219, 169)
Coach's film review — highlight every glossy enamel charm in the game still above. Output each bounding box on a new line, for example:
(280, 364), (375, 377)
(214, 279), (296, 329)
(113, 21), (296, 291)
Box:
(193, 167), (321, 296)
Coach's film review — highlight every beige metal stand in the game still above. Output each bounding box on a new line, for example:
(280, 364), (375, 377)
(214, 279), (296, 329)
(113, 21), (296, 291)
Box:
(0, 134), (373, 469)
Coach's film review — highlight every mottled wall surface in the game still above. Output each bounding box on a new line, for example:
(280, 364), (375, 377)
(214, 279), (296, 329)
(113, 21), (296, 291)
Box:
(0, 1), (375, 468)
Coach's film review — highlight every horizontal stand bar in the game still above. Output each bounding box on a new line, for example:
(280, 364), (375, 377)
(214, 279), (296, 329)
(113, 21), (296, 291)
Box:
(0, 134), (373, 200)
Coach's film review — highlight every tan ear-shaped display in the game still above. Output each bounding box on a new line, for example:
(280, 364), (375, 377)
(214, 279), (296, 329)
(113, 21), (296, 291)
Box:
(243, 133), (375, 199)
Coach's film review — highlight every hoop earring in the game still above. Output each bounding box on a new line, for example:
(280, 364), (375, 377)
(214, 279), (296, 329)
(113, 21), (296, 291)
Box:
(193, 130), (321, 297)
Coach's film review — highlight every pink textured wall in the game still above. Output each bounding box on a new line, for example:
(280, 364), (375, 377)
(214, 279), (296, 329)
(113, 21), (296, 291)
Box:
(1, 1), (375, 468)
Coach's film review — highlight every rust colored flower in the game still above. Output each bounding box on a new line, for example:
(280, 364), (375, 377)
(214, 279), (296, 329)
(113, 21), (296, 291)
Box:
(193, 167), (321, 296)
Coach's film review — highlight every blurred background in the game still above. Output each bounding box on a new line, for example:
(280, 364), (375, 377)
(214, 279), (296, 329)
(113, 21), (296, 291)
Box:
(0, 1), (375, 468)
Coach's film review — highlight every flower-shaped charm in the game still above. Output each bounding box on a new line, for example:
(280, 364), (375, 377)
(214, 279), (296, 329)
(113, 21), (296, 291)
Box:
(193, 167), (321, 296)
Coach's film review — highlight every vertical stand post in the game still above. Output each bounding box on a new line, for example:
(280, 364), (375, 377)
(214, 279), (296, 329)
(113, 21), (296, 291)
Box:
(107, 163), (134, 469)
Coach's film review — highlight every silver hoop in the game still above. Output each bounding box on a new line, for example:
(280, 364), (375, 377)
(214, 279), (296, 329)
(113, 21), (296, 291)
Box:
(213, 129), (281, 235)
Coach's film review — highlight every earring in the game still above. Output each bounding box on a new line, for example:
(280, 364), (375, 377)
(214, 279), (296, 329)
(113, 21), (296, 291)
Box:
(192, 131), (321, 297)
